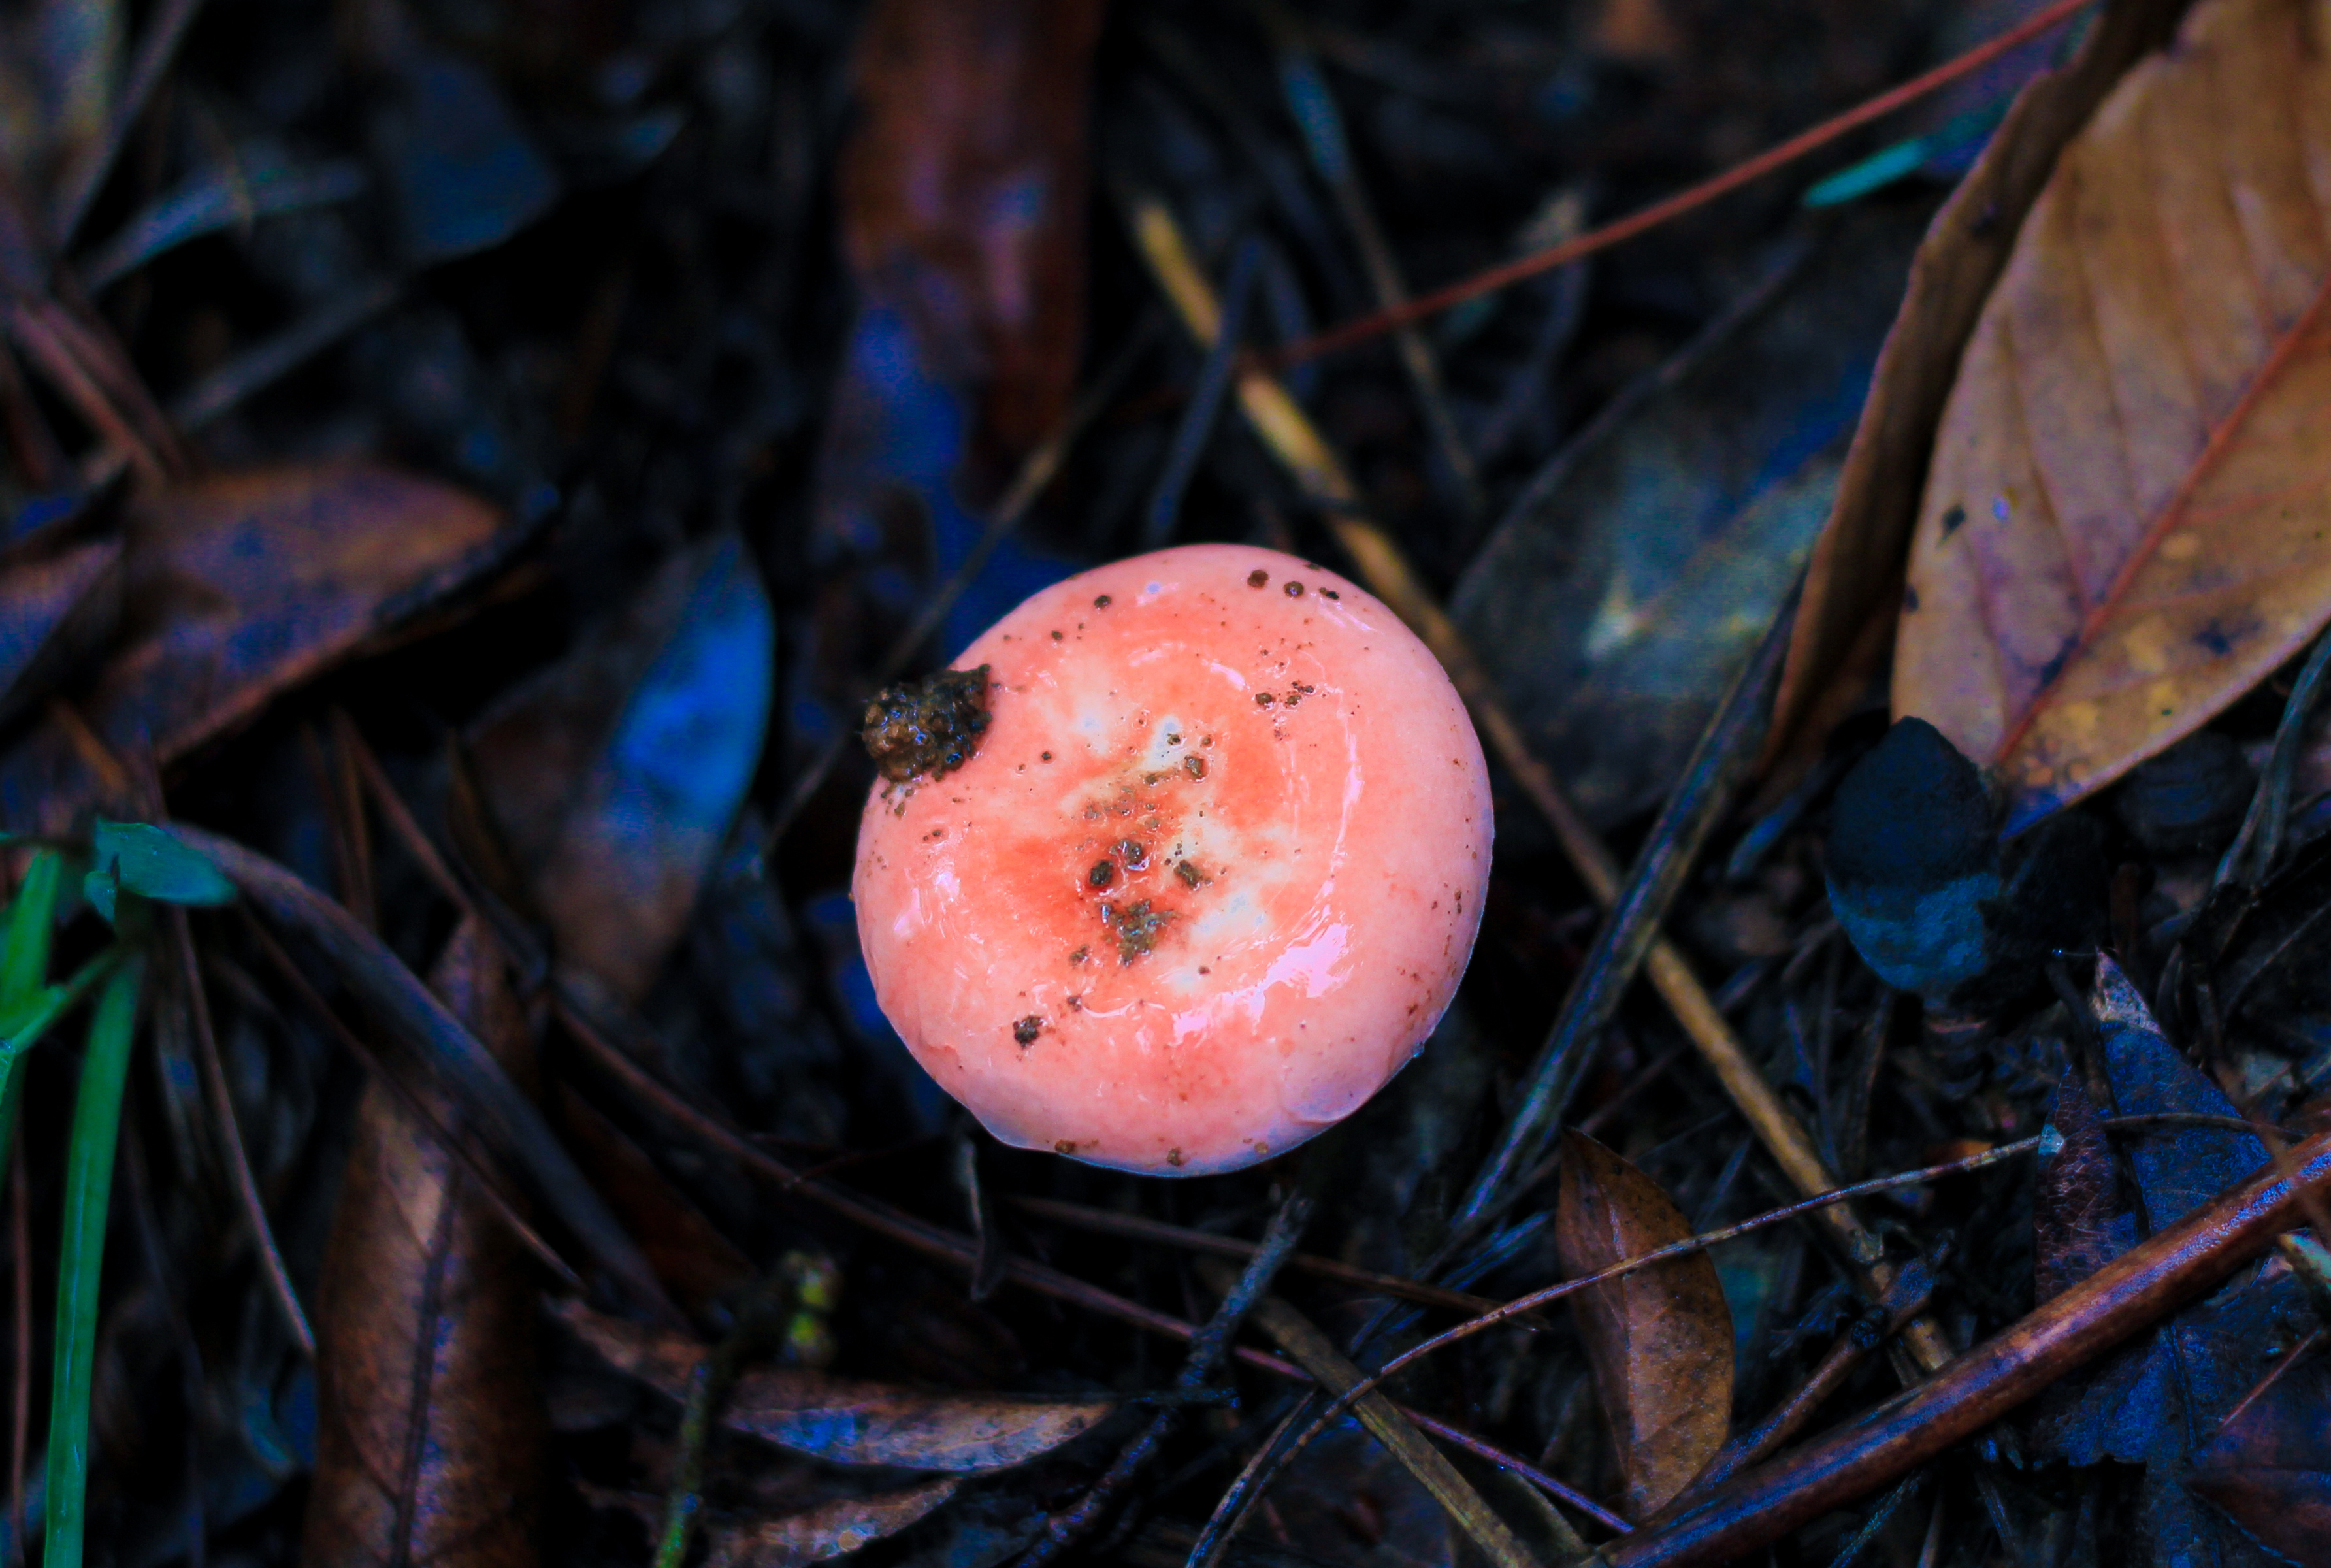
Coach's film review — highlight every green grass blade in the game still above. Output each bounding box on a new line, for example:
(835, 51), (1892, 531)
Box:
(42, 951), (144, 1568)
(0, 851), (62, 1018)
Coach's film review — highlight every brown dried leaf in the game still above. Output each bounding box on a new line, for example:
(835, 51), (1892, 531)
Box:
(1555, 1129), (1733, 1518)
(1895, 0), (2331, 830)
(837, 0), (1106, 455)
(701, 1478), (960, 1568)
(0, 464), (512, 830)
(302, 916), (546, 1567)
(555, 1300), (1114, 1472)
(1763, 0), (2191, 780)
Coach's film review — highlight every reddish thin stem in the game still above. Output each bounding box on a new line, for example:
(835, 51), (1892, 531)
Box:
(1266, 0), (2096, 370)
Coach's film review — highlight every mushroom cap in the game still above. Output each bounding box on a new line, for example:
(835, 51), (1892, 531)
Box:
(851, 544), (1492, 1175)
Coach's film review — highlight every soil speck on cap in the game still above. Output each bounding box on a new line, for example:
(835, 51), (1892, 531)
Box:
(1094, 593), (1112, 608)
(1013, 1015), (1043, 1045)
(1284, 581), (1304, 597)
(1089, 861), (1114, 888)
(1247, 569), (1269, 588)
(1183, 755), (1206, 779)
(861, 666), (992, 783)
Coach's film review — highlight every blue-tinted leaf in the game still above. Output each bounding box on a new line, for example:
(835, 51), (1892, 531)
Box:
(1450, 203), (1933, 828)
(2032, 960), (2311, 1568)
(85, 820), (236, 921)
(469, 532), (774, 1000)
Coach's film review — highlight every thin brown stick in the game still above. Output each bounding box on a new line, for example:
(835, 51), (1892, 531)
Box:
(1207, 1266), (1556, 1568)
(1009, 1196), (1501, 1318)
(169, 907), (315, 1358)
(1605, 1129), (2331, 1567)
(1263, 0), (2096, 368)
(235, 906), (583, 1296)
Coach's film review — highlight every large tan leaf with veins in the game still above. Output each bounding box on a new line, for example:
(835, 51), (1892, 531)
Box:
(1895, 0), (2331, 832)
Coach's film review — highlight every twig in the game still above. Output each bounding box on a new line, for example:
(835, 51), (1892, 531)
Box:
(1008, 1195), (1502, 1317)
(1260, 3), (1480, 515)
(771, 322), (1156, 837)
(2217, 624), (2331, 890)
(1601, 1127), (2331, 1567)
(235, 904), (583, 1297)
(1143, 238), (1261, 549)
(50, 0), (210, 245)
(167, 907), (314, 1358)
(1454, 569), (1804, 1233)
(1017, 1196), (1314, 1566)
(1263, 0), (2098, 369)
(169, 825), (672, 1322)
(1218, 1271), (1564, 1568)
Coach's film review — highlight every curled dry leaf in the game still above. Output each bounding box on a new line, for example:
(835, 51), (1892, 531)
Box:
(468, 531), (772, 1000)
(302, 916), (545, 1568)
(1764, 0), (2189, 780)
(1556, 1129), (1733, 1518)
(555, 1300), (1115, 1472)
(702, 1477), (960, 1568)
(1895, 0), (2331, 830)
(0, 463), (512, 830)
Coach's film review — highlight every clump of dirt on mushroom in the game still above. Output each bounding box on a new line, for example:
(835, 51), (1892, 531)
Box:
(860, 665), (993, 783)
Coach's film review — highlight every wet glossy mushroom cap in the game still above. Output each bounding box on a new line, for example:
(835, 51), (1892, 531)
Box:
(851, 543), (1492, 1175)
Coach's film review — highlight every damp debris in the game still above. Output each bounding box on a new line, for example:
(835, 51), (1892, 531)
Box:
(861, 665), (994, 783)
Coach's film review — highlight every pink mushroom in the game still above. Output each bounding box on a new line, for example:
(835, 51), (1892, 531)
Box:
(851, 544), (1492, 1175)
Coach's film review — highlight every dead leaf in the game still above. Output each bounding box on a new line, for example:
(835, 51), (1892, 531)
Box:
(555, 1300), (1115, 1472)
(0, 463), (513, 830)
(302, 915), (546, 1567)
(1895, 0), (2331, 830)
(2188, 1351), (2331, 1567)
(1765, 0), (2191, 782)
(1554, 1129), (1733, 1518)
(838, 0), (1107, 457)
(702, 1477), (960, 1568)
(468, 531), (772, 1000)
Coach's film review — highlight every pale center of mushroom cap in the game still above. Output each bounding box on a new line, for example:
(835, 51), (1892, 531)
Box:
(965, 622), (1363, 1040)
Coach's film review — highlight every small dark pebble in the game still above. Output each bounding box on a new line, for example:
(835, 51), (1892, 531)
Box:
(1284, 581), (1304, 597)
(1255, 693), (1274, 707)
(1090, 861), (1115, 888)
(1247, 570), (1269, 588)
(1013, 1015), (1043, 1046)
(1094, 593), (1112, 608)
